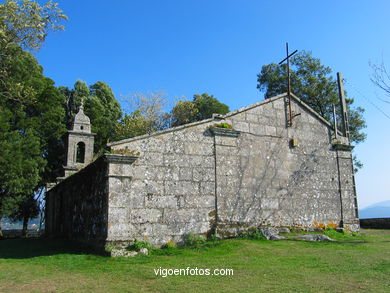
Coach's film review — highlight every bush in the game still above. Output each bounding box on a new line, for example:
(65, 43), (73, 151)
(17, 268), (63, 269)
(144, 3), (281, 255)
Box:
(104, 244), (115, 253)
(210, 122), (233, 129)
(162, 240), (176, 249)
(127, 240), (154, 251)
(184, 233), (206, 248)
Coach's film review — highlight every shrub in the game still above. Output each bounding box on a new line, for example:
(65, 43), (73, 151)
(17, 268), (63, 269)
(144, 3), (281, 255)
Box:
(211, 122), (233, 129)
(162, 240), (176, 249)
(184, 233), (206, 248)
(239, 228), (266, 240)
(104, 244), (115, 253)
(127, 240), (154, 251)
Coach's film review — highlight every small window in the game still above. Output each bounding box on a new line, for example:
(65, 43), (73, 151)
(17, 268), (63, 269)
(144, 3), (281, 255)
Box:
(76, 142), (85, 163)
(80, 125), (84, 130)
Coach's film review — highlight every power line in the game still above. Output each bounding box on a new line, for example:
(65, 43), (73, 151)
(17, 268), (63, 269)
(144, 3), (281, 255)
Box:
(345, 80), (390, 121)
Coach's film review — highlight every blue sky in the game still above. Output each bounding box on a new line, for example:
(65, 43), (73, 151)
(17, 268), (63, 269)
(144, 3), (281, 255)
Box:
(35, 0), (390, 208)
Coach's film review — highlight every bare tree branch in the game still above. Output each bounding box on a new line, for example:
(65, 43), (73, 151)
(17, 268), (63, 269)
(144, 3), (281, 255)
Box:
(370, 59), (390, 104)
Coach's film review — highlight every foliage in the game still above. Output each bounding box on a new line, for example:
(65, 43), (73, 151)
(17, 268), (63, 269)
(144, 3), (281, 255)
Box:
(0, 0), (66, 230)
(115, 92), (230, 139)
(0, 46), (65, 223)
(0, 0), (67, 50)
(239, 227), (266, 240)
(161, 240), (176, 249)
(114, 92), (170, 141)
(59, 80), (122, 153)
(183, 232), (207, 248)
(171, 93), (230, 126)
(170, 100), (199, 126)
(127, 240), (154, 252)
(323, 227), (359, 239)
(211, 122), (233, 129)
(257, 51), (366, 169)
(193, 93), (230, 120)
(104, 244), (115, 253)
(8, 193), (39, 236)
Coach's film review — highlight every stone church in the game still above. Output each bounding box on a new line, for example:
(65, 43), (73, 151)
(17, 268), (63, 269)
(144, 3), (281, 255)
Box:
(46, 92), (359, 247)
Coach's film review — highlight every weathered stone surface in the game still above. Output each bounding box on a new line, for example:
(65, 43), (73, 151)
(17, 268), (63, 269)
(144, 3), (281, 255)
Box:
(295, 234), (334, 242)
(139, 248), (149, 255)
(278, 228), (291, 234)
(259, 227), (280, 240)
(269, 234), (286, 241)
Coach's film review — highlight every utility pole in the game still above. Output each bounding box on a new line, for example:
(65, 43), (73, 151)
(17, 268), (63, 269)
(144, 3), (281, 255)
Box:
(279, 43), (298, 127)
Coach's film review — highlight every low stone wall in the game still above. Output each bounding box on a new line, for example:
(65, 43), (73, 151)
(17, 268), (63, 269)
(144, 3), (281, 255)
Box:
(46, 155), (111, 247)
(360, 218), (390, 229)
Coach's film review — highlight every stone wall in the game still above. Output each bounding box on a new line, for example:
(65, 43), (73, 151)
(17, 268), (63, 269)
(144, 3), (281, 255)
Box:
(46, 156), (110, 247)
(360, 218), (390, 229)
(47, 93), (359, 247)
(108, 121), (218, 245)
(214, 95), (359, 235)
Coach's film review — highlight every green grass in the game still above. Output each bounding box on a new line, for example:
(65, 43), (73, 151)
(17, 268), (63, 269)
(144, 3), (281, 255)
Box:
(0, 229), (390, 292)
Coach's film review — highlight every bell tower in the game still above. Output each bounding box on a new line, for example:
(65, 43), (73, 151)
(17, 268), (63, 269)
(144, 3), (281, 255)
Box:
(63, 100), (96, 177)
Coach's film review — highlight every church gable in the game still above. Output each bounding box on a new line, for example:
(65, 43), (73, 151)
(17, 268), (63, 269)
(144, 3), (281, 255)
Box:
(223, 93), (334, 137)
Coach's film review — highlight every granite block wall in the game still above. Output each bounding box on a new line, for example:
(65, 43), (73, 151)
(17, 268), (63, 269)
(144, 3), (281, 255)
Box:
(108, 122), (218, 245)
(214, 96), (359, 235)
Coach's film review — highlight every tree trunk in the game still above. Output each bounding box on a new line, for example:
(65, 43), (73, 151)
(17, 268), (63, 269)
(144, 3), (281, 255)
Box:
(22, 216), (28, 238)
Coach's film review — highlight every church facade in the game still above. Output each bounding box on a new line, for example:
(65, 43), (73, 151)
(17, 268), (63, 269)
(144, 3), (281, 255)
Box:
(46, 93), (359, 247)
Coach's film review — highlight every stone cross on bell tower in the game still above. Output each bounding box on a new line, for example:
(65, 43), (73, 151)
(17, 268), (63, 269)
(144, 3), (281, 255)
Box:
(63, 100), (96, 177)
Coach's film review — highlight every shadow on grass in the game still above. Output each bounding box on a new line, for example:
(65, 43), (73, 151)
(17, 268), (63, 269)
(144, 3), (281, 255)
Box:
(0, 238), (98, 259)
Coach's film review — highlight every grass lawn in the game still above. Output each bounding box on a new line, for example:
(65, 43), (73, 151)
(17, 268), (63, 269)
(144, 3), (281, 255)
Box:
(0, 229), (389, 293)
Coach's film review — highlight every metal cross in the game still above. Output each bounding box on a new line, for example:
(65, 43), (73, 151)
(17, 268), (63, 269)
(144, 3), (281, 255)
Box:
(279, 42), (297, 126)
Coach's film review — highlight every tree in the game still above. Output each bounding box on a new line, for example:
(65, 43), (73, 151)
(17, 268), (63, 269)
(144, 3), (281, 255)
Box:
(370, 60), (390, 103)
(171, 93), (230, 126)
(257, 51), (366, 169)
(0, 0), (67, 50)
(0, 46), (66, 236)
(60, 81), (122, 154)
(87, 82), (122, 151)
(115, 92), (170, 141)
(9, 194), (39, 236)
(193, 93), (230, 121)
(171, 100), (199, 126)
(0, 0), (67, 236)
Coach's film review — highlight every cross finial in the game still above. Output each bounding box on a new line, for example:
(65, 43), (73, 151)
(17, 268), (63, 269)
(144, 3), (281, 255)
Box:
(79, 98), (84, 111)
